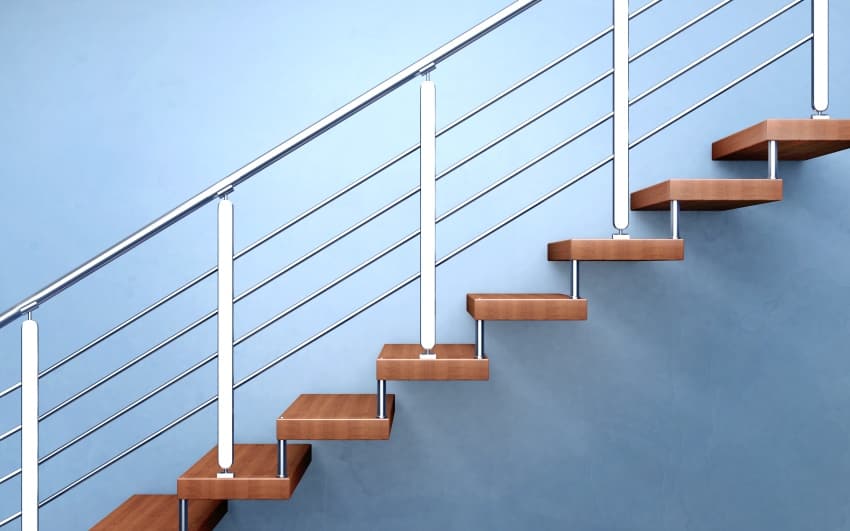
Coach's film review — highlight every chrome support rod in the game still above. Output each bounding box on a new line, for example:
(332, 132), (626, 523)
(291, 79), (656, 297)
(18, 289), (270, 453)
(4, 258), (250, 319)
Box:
(179, 499), (188, 531)
(217, 198), (234, 479)
(475, 321), (485, 360)
(277, 440), (288, 478)
(768, 140), (779, 179)
(377, 380), (387, 419)
(420, 77), (437, 360)
(812, 0), (829, 118)
(613, 0), (630, 236)
(21, 317), (38, 531)
(571, 261), (580, 299)
(670, 200), (681, 239)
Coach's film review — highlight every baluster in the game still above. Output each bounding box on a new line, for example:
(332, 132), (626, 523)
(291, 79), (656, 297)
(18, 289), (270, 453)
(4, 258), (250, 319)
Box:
(812, 0), (829, 119)
(217, 194), (234, 479)
(420, 68), (437, 360)
(613, 0), (630, 238)
(21, 311), (38, 531)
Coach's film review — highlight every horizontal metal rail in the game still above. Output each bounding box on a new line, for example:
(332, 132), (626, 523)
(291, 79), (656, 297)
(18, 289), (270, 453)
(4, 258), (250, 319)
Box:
(630, 0), (733, 63)
(631, 0), (803, 106)
(0, 0), (660, 403)
(631, 34), (812, 148)
(0, 0), (542, 330)
(0, 31), (809, 516)
(0, 513), (20, 528)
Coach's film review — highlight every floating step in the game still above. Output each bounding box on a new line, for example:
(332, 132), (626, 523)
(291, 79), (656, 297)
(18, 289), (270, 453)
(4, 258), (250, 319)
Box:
(631, 179), (783, 211)
(547, 239), (684, 261)
(277, 394), (395, 440)
(466, 293), (587, 321)
(177, 444), (311, 500)
(377, 343), (488, 381)
(92, 495), (226, 531)
(712, 119), (850, 160)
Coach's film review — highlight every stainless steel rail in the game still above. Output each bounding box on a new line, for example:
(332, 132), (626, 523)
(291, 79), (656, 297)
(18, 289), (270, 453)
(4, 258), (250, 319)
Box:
(0, 0), (542, 330)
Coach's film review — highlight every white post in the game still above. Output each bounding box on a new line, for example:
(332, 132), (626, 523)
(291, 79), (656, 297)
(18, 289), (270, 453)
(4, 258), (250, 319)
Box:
(21, 317), (38, 531)
(217, 198), (234, 478)
(812, 0), (829, 118)
(613, 0), (630, 237)
(420, 77), (437, 359)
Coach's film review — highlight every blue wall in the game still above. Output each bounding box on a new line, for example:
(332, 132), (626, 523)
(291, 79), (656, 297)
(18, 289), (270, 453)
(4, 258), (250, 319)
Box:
(2, 0), (850, 529)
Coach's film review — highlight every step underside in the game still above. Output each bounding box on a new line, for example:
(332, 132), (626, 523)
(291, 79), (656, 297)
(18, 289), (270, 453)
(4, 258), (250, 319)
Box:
(631, 179), (783, 210)
(466, 293), (587, 320)
(177, 444), (311, 500)
(377, 343), (488, 380)
(92, 495), (227, 531)
(277, 394), (395, 440)
(547, 239), (684, 261)
(712, 119), (850, 160)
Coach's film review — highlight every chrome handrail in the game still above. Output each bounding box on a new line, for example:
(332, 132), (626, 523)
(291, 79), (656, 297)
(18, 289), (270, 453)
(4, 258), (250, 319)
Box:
(0, 0), (542, 330)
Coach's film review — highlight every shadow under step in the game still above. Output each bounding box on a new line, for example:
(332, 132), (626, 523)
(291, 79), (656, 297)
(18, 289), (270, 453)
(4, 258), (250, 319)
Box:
(631, 179), (782, 211)
(467, 293), (586, 321)
(548, 239), (684, 261)
(91, 495), (227, 531)
(377, 343), (488, 381)
(712, 119), (850, 160)
(177, 444), (311, 500)
(277, 394), (395, 440)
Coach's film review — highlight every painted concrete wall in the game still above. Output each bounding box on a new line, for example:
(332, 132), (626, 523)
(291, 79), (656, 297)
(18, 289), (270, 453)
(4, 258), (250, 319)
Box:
(1, 0), (849, 529)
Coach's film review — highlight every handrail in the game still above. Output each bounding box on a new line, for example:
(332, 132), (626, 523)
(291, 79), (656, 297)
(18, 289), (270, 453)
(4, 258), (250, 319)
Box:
(0, 0), (541, 330)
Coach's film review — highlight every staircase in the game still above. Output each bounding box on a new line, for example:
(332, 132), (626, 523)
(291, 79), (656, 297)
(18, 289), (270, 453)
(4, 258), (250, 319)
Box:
(1, 1), (846, 530)
(94, 116), (850, 527)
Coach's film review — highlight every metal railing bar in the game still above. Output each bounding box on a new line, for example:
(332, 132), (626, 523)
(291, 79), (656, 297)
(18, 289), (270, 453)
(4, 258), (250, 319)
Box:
(0, 383), (20, 401)
(630, 0), (664, 20)
(439, 26), (613, 137)
(38, 353), (217, 466)
(440, 113), (613, 222)
(0, 512), (21, 528)
(0, 468), (21, 486)
(440, 156), (614, 266)
(439, 70), (613, 179)
(39, 396), (218, 508)
(630, 0), (804, 106)
(37, 310), (217, 422)
(39, 268), (216, 380)
(630, 0), (733, 63)
(631, 34), (812, 149)
(0, 0), (542, 331)
(235, 188), (421, 305)
(0, 425), (21, 444)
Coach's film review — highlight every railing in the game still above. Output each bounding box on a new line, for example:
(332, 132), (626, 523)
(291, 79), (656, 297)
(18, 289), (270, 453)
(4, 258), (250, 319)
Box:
(0, 0), (830, 528)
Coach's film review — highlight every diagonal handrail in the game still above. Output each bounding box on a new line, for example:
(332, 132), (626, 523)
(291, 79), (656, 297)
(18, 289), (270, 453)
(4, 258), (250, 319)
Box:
(0, 0), (542, 330)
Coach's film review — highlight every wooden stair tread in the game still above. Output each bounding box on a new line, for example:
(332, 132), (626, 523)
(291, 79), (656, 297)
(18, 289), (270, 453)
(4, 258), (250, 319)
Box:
(712, 119), (850, 160)
(92, 495), (226, 531)
(631, 179), (783, 210)
(177, 444), (311, 500)
(377, 344), (488, 381)
(547, 239), (684, 261)
(466, 293), (587, 320)
(277, 394), (395, 440)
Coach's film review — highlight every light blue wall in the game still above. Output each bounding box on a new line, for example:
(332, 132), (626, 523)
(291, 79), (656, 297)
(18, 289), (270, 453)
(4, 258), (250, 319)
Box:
(2, 0), (849, 529)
